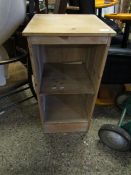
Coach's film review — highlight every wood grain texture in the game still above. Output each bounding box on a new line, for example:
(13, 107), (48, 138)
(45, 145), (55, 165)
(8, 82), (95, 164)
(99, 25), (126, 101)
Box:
(23, 14), (116, 37)
(44, 122), (88, 133)
(25, 15), (114, 133)
(30, 36), (109, 45)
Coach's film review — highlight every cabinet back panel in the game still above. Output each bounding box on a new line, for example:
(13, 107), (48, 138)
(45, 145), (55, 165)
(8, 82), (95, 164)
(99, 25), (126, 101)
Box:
(42, 45), (91, 63)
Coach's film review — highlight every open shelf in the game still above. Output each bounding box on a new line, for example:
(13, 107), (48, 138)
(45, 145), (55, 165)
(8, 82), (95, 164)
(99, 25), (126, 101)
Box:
(40, 63), (94, 94)
(44, 94), (88, 123)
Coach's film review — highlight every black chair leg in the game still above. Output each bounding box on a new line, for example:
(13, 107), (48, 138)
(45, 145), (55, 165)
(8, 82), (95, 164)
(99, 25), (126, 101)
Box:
(122, 21), (131, 48)
(27, 57), (37, 99)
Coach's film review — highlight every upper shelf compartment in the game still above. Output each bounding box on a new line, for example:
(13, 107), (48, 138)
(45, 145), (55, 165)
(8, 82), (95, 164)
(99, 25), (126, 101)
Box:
(40, 63), (95, 95)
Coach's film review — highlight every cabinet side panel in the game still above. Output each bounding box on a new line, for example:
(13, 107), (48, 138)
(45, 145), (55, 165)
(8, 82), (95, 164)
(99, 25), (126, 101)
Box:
(28, 38), (46, 124)
(28, 39), (47, 91)
(85, 37), (111, 126)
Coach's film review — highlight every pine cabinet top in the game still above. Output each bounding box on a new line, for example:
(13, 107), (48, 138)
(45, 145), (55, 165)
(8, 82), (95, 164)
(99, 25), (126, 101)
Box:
(23, 14), (116, 37)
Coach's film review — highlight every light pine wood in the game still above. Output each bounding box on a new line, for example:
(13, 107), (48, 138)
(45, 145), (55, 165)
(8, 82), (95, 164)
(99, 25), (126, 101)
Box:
(23, 14), (115, 37)
(24, 14), (115, 133)
(29, 36), (109, 45)
(44, 122), (88, 133)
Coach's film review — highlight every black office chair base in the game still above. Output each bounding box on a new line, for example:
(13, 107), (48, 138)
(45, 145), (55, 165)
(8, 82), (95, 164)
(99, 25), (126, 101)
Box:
(0, 47), (36, 114)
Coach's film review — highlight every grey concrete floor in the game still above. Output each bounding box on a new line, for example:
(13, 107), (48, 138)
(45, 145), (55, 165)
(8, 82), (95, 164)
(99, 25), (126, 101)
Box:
(0, 90), (131, 175)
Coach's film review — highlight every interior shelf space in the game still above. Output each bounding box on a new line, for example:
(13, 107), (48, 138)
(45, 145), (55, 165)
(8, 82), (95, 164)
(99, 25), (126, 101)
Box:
(40, 63), (95, 95)
(43, 94), (89, 122)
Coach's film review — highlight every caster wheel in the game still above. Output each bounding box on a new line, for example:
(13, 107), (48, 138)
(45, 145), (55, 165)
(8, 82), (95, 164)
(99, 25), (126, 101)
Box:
(98, 124), (131, 151)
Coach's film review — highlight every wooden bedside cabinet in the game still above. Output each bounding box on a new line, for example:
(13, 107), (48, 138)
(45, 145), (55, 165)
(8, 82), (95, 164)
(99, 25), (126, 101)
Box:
(23, 14), (115, 133)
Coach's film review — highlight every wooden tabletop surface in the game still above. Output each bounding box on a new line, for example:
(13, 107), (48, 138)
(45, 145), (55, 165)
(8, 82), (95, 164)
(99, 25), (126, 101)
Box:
(23, 14), (116, 37)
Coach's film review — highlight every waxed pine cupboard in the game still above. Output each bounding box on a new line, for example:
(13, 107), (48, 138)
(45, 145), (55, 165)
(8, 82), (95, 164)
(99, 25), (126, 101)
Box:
(23, 14), (115, 133)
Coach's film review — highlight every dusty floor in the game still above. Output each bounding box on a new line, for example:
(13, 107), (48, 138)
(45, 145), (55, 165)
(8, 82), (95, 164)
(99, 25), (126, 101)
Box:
(0, 90), (131, 175)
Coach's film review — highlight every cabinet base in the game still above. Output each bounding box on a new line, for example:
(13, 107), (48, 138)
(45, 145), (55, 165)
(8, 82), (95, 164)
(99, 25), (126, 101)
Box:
(44, 122), (88, 133)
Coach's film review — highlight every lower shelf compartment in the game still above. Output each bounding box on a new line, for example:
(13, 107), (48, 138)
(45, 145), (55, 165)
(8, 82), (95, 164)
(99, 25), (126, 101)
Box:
(44, 95), (88, 123)
(41, 94), (89, 133)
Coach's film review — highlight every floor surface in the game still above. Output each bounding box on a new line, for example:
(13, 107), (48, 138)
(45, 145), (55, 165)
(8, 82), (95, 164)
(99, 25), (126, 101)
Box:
(0, 91), (131, 175)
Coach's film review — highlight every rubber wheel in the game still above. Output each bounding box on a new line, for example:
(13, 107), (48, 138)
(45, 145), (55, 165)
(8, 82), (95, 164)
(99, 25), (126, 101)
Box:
(98, 124), (131, 151)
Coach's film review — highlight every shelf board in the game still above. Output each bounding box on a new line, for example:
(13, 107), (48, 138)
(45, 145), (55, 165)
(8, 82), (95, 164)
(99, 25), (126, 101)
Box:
(44, 95), (88, 123)
(41, 63), (94, 94)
